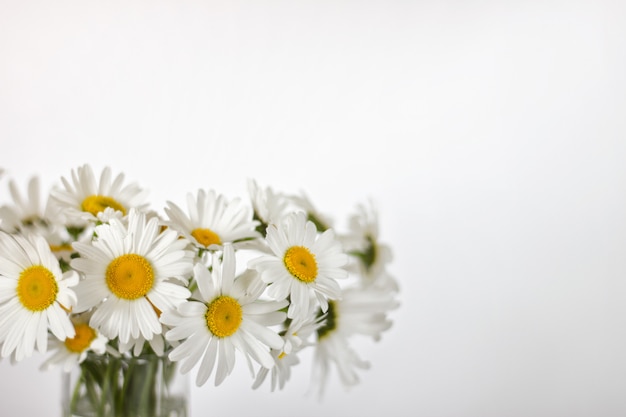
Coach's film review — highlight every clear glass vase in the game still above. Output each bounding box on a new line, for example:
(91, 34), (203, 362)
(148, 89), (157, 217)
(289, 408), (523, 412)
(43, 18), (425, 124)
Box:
(62, 352), (189, 417)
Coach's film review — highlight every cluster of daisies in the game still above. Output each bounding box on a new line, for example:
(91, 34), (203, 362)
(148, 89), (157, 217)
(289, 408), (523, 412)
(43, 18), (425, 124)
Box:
(0, 164), (399, 395)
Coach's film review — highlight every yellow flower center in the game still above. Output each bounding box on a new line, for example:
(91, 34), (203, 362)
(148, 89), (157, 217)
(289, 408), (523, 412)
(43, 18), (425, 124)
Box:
(64, 323), (97, 353)
(49, 243), (73, 253)
(205, 296), (242, 338)
(17, 265), (58, 311)
(284, 246), (318, 283)
(81, 195), (126, 217)
(191, 228), (222, 247)
(105, 254), (154, 300)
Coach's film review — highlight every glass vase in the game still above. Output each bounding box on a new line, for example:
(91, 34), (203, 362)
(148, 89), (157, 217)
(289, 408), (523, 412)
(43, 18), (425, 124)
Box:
(61, 352), (189, 417)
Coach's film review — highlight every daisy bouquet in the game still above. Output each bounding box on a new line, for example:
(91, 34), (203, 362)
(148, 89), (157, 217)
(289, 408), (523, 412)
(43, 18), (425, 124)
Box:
(0, 165), (399, 417)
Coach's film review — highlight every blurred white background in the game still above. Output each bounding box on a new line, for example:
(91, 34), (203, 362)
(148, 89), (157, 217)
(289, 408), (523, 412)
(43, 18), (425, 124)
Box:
(1, 0), (626, 416)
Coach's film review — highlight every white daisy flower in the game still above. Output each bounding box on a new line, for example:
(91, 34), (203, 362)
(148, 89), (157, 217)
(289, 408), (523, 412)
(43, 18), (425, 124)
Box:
(0, 232), (78, 361)
(312, 327), (370, 397)
(248, 211), (348, 321)
(247, 179), (290, 231)
(311, 285), (399, 397)
(49, 164), (149, 223)
(331, 286), (399, 341)
(40, 312), (109, 372)
(0, 176), (46, 233)
(341, 201), (397, 290)
(70, 209), (193, 344)
(164, 189), (260, 252)
(252, 305), (322, 392)
(0, 177), (82, 265)
(253, 343), (301, 392)
(161, 244), (287, 387)
(287, 190), (334, 232)
(282, 302), (323, 356)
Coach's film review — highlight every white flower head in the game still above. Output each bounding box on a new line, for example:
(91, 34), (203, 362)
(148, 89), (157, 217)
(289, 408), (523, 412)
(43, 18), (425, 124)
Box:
(341, 200), (396, 290)
(0, 177), (79, 265)
(49, 164), (149, 223)
(287, 190), (334, 232)
(252, 344), (301, 392)
(249, 211), (348, 321)
(40, 312), (109, 372)
(70, 209), (193, 344)
(164, 189), (260, 251)
(311, 285), (399, 397)
(312, 328), (370, 398)
(0, 232), (78, 361)
(253, 303), (323, 392)
(0, 176), (46, 233)
(247, 179), (290, 229)
(161, 244), (287, 387)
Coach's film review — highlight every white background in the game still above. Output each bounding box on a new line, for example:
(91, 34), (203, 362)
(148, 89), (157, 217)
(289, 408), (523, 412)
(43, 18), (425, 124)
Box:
(1, 1), (626, 416)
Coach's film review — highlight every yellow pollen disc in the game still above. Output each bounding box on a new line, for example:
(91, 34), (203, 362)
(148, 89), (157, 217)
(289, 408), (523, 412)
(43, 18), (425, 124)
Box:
(191, 228), (222, 247)
(17, 265), (58, 311)
(64, 323), (97, 353)
(81, 195), (126, 217)
(105, 254), (154, 300)
(205, 296), (242, 338)
(49, 243), (73, 253)
(284, 246), (318, 283)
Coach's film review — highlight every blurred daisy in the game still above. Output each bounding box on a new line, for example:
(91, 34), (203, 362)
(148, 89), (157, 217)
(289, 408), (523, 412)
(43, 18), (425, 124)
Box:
(253, 343), (301, 392)
(253, 304), (322, 392)
(49, 164), (149, 223)
(311, 285), (399, 397)
(0, 176), (46, 233)
(341, 201), (397, 290)
(164, 189), (260, 251)
(40, 312), (109, 372)
(247, 179), (290, 233)
(287, 190), (333, 232)
(0, 176), (80, 264)
(161, 244), (287, 387)
(248, 211), (348, 321)
(70, 209), (193, 344)
(312, 325), (370, 397)
(0, 232), (78, 361)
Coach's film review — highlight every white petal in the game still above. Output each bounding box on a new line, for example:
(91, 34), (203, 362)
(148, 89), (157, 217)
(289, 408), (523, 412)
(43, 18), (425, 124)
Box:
(241, 320), (284, 350)
(196, 336), (218, 386)
(214, 339), (233, 386)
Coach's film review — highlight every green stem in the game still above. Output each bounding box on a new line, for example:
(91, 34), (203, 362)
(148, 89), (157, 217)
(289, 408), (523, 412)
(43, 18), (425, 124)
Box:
(98, 356), (119, 416)
(138, 356), (158, 416)
(69, 371), (85, 415)
(66, 354), (187, 417)
(120, 357), (136, 417)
